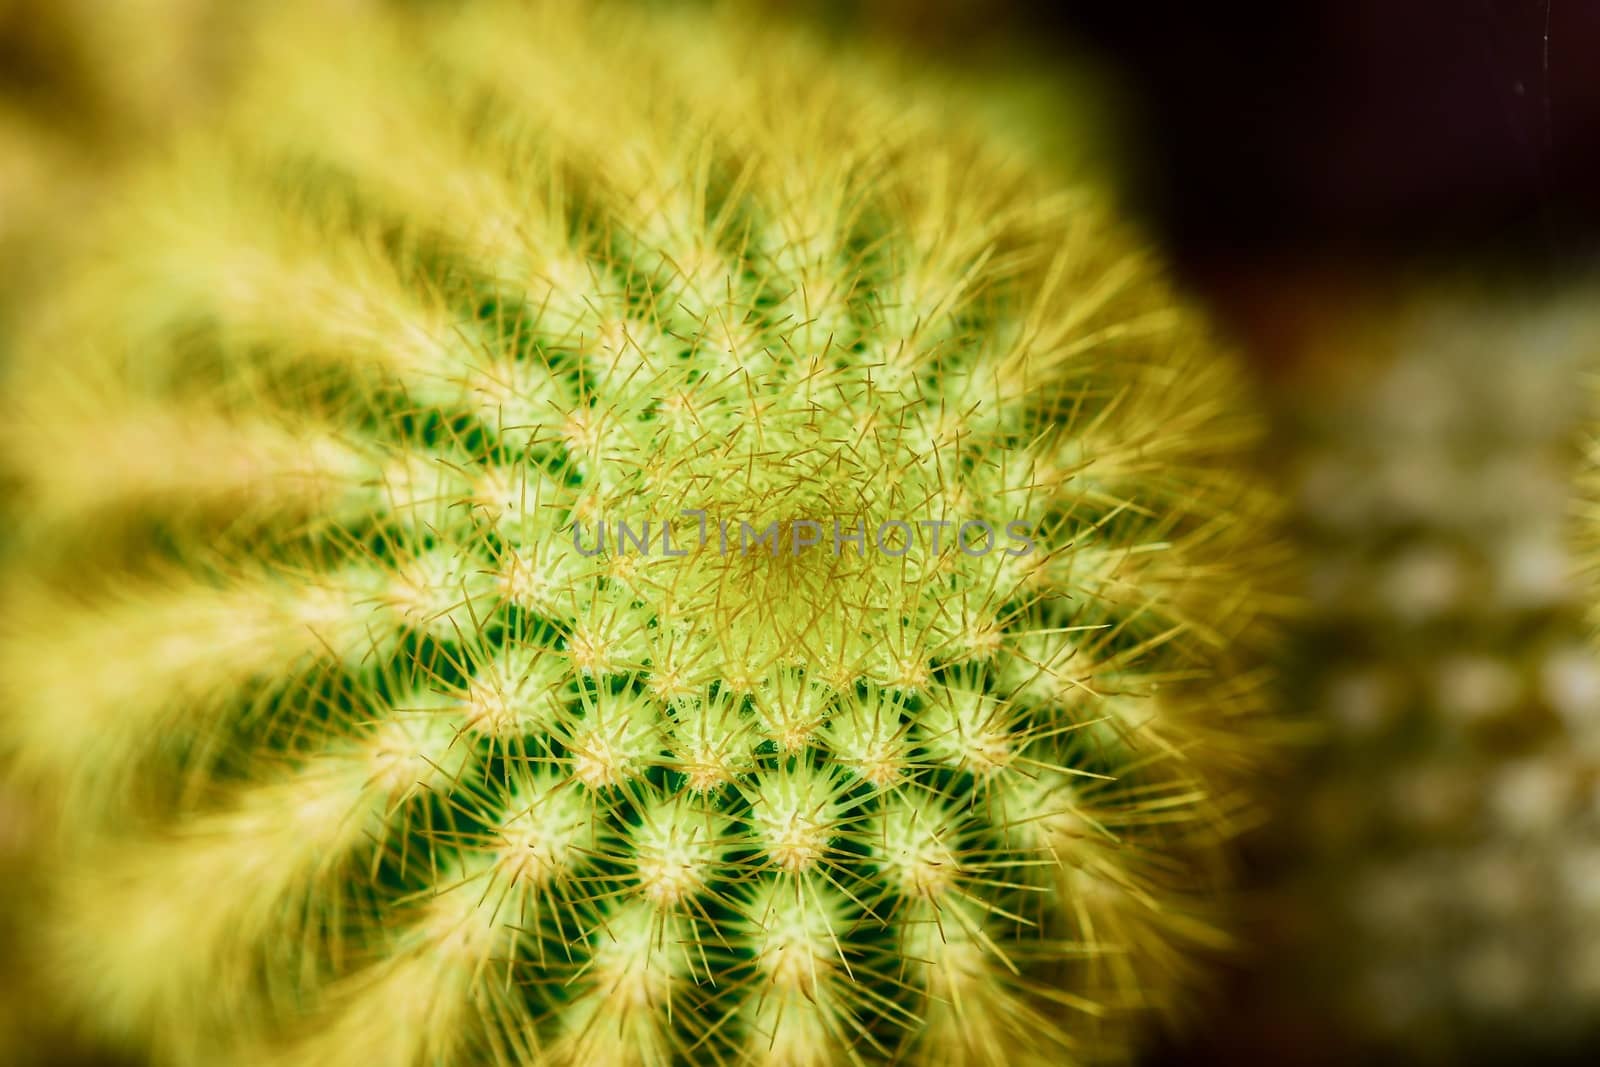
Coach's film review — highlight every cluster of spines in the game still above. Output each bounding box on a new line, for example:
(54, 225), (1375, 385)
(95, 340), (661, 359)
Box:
(1, 2), (1275, 1065)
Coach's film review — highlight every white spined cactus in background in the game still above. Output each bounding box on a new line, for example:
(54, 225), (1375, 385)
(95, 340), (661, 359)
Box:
(1259, 288), (1600, 1063)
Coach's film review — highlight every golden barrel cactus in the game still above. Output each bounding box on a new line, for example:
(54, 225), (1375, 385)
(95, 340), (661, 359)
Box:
(0, 2), (1278, 1064)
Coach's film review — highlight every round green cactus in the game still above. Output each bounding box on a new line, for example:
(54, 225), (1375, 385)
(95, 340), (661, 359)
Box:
(0, 2), (1277, 1064)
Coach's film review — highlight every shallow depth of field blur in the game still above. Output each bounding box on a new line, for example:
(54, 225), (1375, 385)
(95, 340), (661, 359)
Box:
(3, 1), (1599, 1065)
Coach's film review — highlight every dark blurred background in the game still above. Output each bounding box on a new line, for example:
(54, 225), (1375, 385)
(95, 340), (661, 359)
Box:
(1049, 2), (1600, 261)
(800, 0), (1600, 366)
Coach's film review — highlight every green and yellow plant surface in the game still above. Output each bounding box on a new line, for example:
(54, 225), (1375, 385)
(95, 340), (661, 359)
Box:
(0, 2), (1279, 1064)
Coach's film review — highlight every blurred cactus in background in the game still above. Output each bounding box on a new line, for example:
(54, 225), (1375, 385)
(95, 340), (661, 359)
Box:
(1218, 287), (1600, 1064)
(0, 1), (1279, 1065)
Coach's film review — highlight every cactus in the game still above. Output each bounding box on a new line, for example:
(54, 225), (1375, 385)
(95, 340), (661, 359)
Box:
(0, 2), (1276, 1064)
(1226, 287), (1600, 1063)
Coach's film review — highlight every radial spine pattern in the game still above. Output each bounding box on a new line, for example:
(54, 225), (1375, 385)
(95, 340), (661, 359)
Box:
(0, 3), (1276, 1065)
